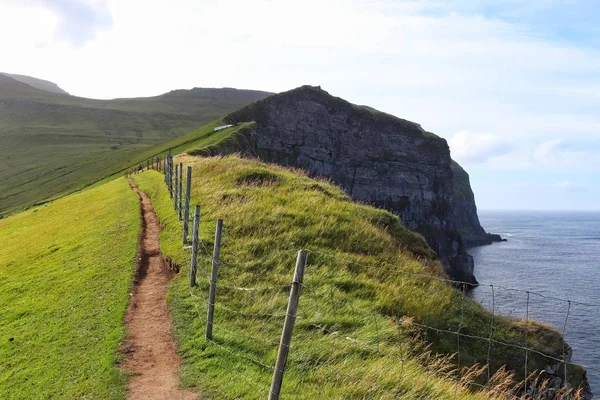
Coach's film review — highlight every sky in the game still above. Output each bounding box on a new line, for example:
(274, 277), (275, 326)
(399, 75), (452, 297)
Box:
(0, 0), (598, 211)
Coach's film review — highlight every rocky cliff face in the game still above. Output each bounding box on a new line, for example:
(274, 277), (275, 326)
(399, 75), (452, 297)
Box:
(451, 161), (505, 247)
(222, 85), (480, 283)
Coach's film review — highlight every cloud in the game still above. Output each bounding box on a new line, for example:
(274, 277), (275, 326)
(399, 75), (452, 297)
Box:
(549, 181), (585, 192)
(533, 138), (563, 164)
(37, 0), (112, 46)
(533, 138), (600, 171)
(449, 131), (515, 163)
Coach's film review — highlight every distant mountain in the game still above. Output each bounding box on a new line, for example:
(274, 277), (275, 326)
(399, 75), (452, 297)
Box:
(1, 73), (69, 94)
(0, 73), (272, 214)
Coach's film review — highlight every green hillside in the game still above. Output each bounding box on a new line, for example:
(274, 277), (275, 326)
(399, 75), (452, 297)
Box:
(0, 178), (139, 399)
(0, 73), (271, 215)
(131, 156), (583, 399)
(0, 149), (584, 398)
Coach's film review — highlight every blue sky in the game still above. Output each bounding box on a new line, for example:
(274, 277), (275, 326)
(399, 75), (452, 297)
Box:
(0, 0), (598, 210)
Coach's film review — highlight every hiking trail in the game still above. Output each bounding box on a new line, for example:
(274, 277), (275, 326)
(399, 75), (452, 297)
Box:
(123, 179), (197, 400)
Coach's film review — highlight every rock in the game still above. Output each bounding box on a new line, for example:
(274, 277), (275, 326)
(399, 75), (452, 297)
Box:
(224, 85), (481, 283)
(451, 160), (505, 247)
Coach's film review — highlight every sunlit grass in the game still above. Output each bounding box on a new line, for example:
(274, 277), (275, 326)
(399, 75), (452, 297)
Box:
(132, 156), (582, 399)
(0, 178), (139, 399)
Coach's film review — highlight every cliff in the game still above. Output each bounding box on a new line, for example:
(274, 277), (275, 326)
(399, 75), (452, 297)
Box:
(221, 85), (479, 283)
(451, 161), (505, 247)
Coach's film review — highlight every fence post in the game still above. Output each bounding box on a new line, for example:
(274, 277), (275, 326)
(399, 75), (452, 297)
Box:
(178, 163), (183, 221)
(170, 157), (174, 197)
(269, 250), (308, 400)
(174, 162), (179, 211)
(183, 166), (192, 244)
(206, 219), (223, 340)
(189, 205), (200, 287)
(167, 151), (173, 198)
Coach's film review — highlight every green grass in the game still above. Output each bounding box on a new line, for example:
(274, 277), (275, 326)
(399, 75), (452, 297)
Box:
(0, 119), (247, 217)
(0, 74), (271, 215)
(0, 178), (139, 399)
(132, 156), (582, 399)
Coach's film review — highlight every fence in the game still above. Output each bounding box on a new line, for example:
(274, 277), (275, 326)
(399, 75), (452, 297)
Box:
(129, 154), (599, 400)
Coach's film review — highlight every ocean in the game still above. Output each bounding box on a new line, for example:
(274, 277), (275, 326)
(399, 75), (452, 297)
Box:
(470, 211), (600, 397)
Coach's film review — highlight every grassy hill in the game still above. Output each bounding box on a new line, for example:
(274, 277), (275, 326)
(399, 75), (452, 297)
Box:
(0, 146), (585, 398)
(131, 156), (584, 399)
(0, 73), (271, 215)
(0, 178), (139, 399)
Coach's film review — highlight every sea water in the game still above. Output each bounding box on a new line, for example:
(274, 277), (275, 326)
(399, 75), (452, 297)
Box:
(470, 211), (600, 396)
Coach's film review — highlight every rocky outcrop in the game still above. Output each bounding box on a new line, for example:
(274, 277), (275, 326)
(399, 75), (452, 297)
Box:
(451, 161), (505, 247)
(540, 343), (592, 400)
(222, 85), (480, 283)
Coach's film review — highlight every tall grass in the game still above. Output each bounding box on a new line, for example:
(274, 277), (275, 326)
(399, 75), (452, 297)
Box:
(133, 156), (584, 399)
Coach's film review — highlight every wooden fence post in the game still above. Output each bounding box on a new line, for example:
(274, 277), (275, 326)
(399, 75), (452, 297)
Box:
(174, 162), (179, 211)
(189, 205), (200, 287)
(206, 219), (223, 340)
(167, 151), (173, 198)
(178, 163), (183, 221)
(183, 166), (192, 244)
(269, 250), (308, 400)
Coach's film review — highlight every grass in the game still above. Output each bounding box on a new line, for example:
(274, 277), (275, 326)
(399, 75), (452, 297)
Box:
(0, 178), (139, 399)
(132, 155), (585, 399)
(0, 74), (271, 215)
(0, 119), (247, 217)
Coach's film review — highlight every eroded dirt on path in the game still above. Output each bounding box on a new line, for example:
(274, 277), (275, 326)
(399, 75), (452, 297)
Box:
(123, 179), (197, 400)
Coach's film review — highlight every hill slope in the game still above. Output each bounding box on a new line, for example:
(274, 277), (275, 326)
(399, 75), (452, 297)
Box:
(0, 178), (139, 399)
(0, 73), (271, 214)
(1, 72), (69, 94)
(0, 153), (587, 398)
(132, 156), (586, 399)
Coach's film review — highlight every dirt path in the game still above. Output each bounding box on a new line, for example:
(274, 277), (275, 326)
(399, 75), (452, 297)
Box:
(123, 179), (197, 400)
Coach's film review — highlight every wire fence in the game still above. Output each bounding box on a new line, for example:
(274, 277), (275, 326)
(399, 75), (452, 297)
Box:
(127, 155), (599, 400)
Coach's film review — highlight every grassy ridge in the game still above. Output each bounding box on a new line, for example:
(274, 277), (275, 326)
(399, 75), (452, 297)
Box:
(0, 178), (139, 399)
(0, 118), (236, 216)
(0, 74), (271, 215)
(132, 156), (576, 399)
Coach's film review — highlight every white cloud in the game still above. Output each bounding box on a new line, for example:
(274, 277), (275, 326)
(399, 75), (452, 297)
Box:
(550, 181), (585, 191)
(39, 0), (113, 46)
(533, 139), (600, 171)
(450, 131), (515, 164)
(0, 2), (58, 49)
(533, 139), (564, 164)
(0, 0), (111, 47)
